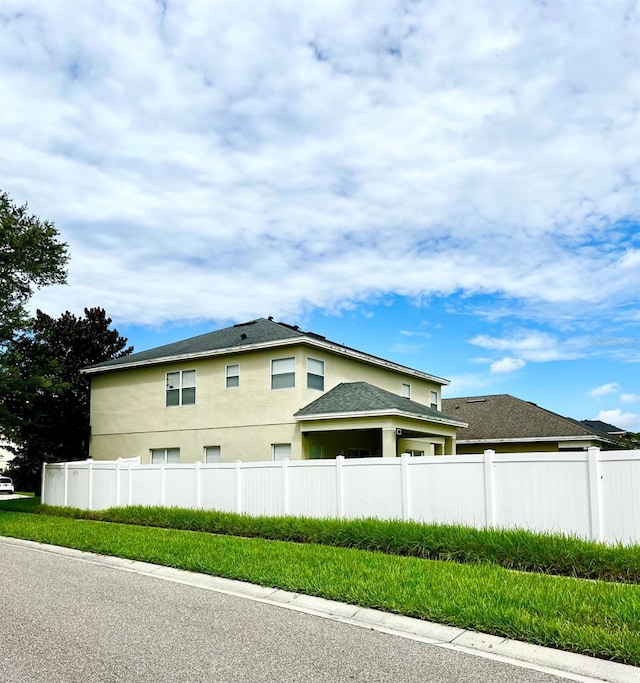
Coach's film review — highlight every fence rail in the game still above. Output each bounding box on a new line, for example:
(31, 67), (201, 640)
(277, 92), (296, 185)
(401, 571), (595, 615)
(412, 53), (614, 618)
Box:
(41, 448), (640, 545)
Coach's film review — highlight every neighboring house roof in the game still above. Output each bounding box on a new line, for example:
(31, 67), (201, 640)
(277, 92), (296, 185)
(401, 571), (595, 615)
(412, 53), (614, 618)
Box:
(295, 382), (466, 427)
(441, 394), (611, 444)
(84, 317), (449, 385)
(580, 420), (627, 436)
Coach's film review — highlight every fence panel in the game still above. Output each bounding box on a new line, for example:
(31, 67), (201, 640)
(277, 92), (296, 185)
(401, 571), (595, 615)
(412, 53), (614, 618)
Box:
(288, 461), (338, 518)
(493, 454), (592, 538)
(42, 449), (640, 545)
(242, 463), (284, 516)
(599, 451), (640, 545)
(66, 464), (90, 510)
(43, 464), (65, 506)
(91, 465), (118, 510)
(163, 465), (198, 509)
(409, 457), (486, 527)
(128, 466), (163, 507)
(342, 458), (402, 520)
(200, 465), (237, 512)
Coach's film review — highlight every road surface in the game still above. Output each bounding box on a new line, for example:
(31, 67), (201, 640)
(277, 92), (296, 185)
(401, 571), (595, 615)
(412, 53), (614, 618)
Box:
(0, 539), (612, 683)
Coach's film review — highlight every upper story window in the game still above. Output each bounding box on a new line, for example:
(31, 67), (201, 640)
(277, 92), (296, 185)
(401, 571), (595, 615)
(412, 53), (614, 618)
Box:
(166, 370), (196, 407)
(307, 358), (324, 390)
(151, 447), (180, 464)
(401, 383), (411, 399)
(271, 357), (295, 389)
(226, 364), (239, 388)
(430, 390), (438, 410)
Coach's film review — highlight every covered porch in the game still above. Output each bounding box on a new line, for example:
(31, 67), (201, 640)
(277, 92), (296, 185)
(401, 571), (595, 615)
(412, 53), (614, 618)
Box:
(294, 382), (466, 459)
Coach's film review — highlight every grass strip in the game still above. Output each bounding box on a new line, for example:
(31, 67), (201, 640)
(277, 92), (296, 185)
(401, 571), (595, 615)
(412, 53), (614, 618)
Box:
(0, 513), (640, 666)
(4, 497), (639, 584)
(1, 510), (639, 666)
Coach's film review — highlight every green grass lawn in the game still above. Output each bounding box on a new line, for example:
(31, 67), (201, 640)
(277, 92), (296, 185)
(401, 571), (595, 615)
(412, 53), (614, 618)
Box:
(1, 502), (640, 666)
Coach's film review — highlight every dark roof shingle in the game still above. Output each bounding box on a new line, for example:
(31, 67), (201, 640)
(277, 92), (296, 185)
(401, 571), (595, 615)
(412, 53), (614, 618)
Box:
(441, 394), (610, 441)
(296, 382), (464, 425)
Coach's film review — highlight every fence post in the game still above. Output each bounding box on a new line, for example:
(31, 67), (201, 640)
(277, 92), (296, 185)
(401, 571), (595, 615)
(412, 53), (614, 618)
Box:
(336, 455), (345, 518)
(115, 459), (121, 507)
(160, 464), (166, 506)
(587, 447), (603, 542)
(63, 462), (69, 507)
(400, 453), (411, 521)
(41, 463), (47, 505)
(282, 458), (289, 516)
(127, 461), (133, 506)
(195, 461), (201, 509)
(235, 460), (242, 514)
(484, 450), (496, 528)
(88, 461), (93, 511)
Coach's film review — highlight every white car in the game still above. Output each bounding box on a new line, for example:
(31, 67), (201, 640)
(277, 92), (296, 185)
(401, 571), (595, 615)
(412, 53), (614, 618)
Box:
(0, 476), (14, 494)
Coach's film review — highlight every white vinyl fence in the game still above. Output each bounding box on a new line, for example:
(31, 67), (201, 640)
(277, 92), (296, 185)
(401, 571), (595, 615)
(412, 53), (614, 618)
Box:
(42, 448), (640, 545)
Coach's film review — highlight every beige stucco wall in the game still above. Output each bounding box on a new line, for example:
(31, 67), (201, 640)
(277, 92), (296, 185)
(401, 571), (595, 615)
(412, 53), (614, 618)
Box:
(454, 440), (602, 455)
(89, 343), (446, 463)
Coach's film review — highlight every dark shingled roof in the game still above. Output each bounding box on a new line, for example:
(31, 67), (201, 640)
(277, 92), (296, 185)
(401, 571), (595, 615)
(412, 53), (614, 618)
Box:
(442, 394), (610, 441)
(85, 318), (448, 384)
(87, 318), (322, 370)
(580, 419), (627, 435)
(296, 382), (465, 425)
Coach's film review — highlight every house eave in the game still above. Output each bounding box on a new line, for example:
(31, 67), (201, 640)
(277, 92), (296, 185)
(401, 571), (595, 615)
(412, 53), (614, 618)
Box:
(83, 336), (450, 385)
(296, 409), (467, 429)
(456, 434), (611, 445)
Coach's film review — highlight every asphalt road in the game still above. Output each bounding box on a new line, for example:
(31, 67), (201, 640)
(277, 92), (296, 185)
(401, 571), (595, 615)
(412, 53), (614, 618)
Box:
(0, 540), (585, 683)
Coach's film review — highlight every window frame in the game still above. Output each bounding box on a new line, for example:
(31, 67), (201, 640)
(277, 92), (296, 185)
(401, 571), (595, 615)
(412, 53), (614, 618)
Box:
(401, 382), (411, 399)
(272, 443), (291, 461)
(430, 390), (438, 410)
(166, 369), (196, 407)
(306, 357), (325, 390)
(225, 364), (240, 389)
(271, 357), (295, 390)
(150, 447), (180, 464)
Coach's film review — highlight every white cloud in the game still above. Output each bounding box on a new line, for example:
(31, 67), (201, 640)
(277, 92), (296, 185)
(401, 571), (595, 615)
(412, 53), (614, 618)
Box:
(0, 1), (638, 328)
(490, 357), (526, 373)
(593, 409), (640, 432)
(621, 393), (639, 404)
(469, 331), (580, 362)
(589, 382), (620, 397)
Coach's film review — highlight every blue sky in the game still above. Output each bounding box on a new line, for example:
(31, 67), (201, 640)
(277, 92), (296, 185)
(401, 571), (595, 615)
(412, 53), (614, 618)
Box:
(1, 0), (638, 429)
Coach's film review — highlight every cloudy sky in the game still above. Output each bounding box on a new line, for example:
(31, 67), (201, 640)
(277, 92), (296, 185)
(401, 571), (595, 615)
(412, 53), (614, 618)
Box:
(1, 0), (639, 430)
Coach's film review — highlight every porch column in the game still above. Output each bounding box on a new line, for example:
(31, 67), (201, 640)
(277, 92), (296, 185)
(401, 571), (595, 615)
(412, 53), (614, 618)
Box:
(382, 428), (397, 458)
(444, 436), (455, 455)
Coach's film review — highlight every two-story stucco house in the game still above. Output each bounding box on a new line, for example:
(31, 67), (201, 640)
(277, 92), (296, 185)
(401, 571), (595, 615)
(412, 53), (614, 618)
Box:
(84, 317), (466, 464)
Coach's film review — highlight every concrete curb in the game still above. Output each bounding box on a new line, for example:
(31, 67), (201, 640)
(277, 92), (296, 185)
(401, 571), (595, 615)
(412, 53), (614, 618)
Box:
(2, 536), (638, 683)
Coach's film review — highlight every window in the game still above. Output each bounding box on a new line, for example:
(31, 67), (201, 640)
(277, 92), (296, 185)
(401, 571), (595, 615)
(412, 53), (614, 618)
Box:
(166, 370), (196, 407)
(430, 390), (438, 410)
(225, 364), (239, 388)
(204, 446), (221, 463)
(401, 383), (411, 399)
(307, 358), (324, 390)
(272, 443), (291, 461)
(271, 357), (295, 389)
(151, 448), (180, 464)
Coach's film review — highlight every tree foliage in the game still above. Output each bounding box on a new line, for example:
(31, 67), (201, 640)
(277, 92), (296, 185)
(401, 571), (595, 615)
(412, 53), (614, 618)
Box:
(0, 190), (68, 347)
(2, 308), (133, 492)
